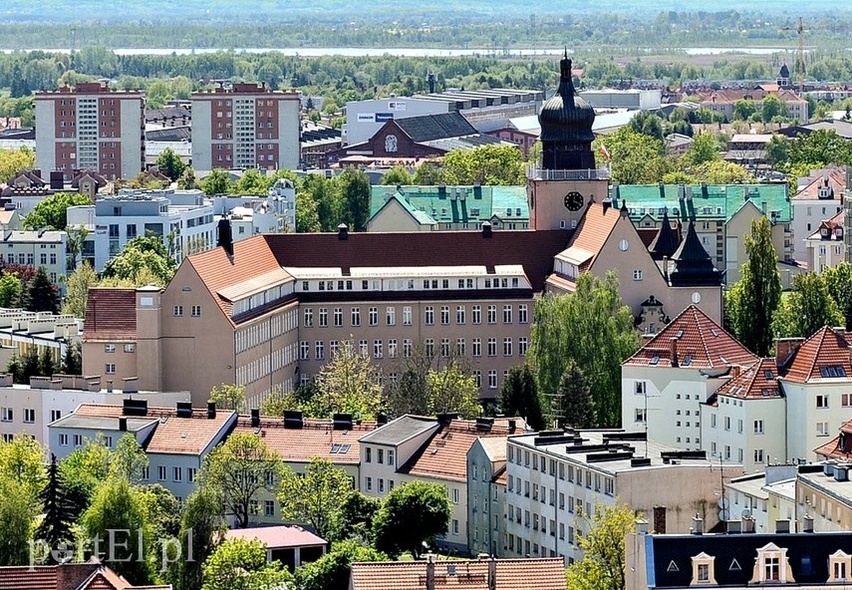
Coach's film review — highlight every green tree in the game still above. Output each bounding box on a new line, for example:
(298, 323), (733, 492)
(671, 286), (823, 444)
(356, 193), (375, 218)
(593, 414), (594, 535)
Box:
(425, 361), (481, 419)
(0, 478), (35, 566)
(772, 272), (844, 338)
(59, 436), (111, 518)
(5, 353), (22, 384)
(0, 434), (46, 501)
(65, 224), (90, 270)
(208, 383), (247, 413)
(172, 487), (226, 590)
(500, 365), (545, 431)
(442, 145), (524, 185)
(109, 433), (149, 483)
(733, 99), (757, 121)
(788, 129), (852, 169)
(39, 347), (56, 378)
(21, 267), (58, 313)
(566, 503), (637, 590)
(335, 491), (380, 544)
(199, 432), (284, 528)
(765, 134), (789, 167)
(373, 481), (451, 558)
(20, 346), (40, 382)
(61, 262), (97, 318)
(232, 168), (269, 196)
(726, 216), (782, 356)
(761, 94), (785, 123)
(680, 131), (719, 166)
(823, 261), (852, 330)
(61, 342), (82, 375)
(81, 477), (154, 584)
(294, 540), (388, 590)
(0, 273), (22, 307)
(528, 272), (640, 427)
(177, 166), (197, 190)
(593, 128), (670, 184)
(296, 191), (321, 233)
(379, 165), (413, 186)
(22, 192), (91, 230)
(202, 169), (233, 196)
(558, 361), (595, 429)
(34, 454), (74, 562)
(315, 341), (383, 419)
(412, 161), (444, 185)
(102, 234), (176, 285)
(0, 147), (36, 184)
(201, 538), (291, 590)
(278, 457), (353, 540)
(336, 168), (372, 231)
(302, 173), (343, 232)
(629, 111), (665, 141)
(156, 147), (186, 181)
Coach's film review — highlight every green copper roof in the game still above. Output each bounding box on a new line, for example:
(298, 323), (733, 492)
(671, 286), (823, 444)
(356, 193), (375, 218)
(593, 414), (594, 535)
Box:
(370, 185), (529, 225)
(610, 183), (791, 224)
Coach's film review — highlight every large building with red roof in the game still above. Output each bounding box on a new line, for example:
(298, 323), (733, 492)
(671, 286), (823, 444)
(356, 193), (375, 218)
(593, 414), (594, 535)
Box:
(0, 560), (170, 590)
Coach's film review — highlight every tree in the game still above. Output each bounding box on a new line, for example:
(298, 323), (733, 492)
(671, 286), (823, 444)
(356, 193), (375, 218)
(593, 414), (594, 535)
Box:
(0, 433), (46, 500)
(20, 346), (40, 382)
(109, 433), (149, 483)
(294, 541), (388, 590)
(334, 491), (381, 543)
(680, 131), (719, 166)
(726, 216), (782, 356)
(566, 503), (637, 590)
(823, 262), (852, 330)
(102, 234), (176, 285)
(34, 454), (74, 562)
(500, 365), (545, 431)
(39, 347), (56, 378)
(278, 457), (353, 540)
(201, 538), (291, 590)
(315, 341), (383, 420)
(337, 168), (372, 232)
(425, 361), (481, 419)
(156, 147), (186, 181)
(772, 272), (844, 338)
(177, 166), (197, 190)
(22, 267), (58, 313)
(202, 169), (232, 196)
(232, 168), (269, 196)
(59, 437), (113, 519)
(0, 478), (35, 566)
(0, 147), (36, 184)
(412, 161), (444, 185)
(198, 432), (284, 528)
(528, 272), (640, 427)
(593, 128), (670, 184)
(22, 192), (91, 230)
(5, 353), (21, 384)
(81, 477), (154, 584)
(295, 190), (321, 233)
(379, 165), (412, 186)
(172, 488), (226, 590)
(65, 224), (90, 271)
(442, 145), (524, 185)
(629, 111), (665, 141)
(558, 362), (595, 429)
(61, 342), (82, 375)
(761, 94), (785, 123)
(208, 383), (247, 413)
(61, 262), (97, 318)
(373, 481), (451, 558)
(733, 99), (757, 121)
(765, 134), (789, 167)
(0, 273), (22, 307)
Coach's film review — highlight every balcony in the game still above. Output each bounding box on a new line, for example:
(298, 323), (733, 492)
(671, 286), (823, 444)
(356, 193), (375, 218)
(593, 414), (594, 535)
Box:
(526, 166), (611, 181)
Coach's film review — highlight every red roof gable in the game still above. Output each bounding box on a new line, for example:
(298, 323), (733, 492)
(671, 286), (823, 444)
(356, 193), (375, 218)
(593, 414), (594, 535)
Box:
(0, 563), (170, 590)
(715, 358), (782, 400)
(625, 305), (758, 369)
(84, 288), (137, 341)
(556, 201), (621, 270)
(783, 326), (852, 383)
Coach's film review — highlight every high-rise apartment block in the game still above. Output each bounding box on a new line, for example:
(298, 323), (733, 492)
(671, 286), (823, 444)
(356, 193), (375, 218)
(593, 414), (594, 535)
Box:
(191, 83), (300, 172)
(35, 82), (145, 181)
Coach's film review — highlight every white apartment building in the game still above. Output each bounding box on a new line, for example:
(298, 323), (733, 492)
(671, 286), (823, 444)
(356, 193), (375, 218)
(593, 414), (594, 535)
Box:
(504, 430), (743, 564)
(467, 436), (509, 557)
(67, 190), (215, 272)
(804, 211), (844, 273)
(791, 170), (845, 258)
(0, 230), (67, 285)
(35, 82), (144, 181)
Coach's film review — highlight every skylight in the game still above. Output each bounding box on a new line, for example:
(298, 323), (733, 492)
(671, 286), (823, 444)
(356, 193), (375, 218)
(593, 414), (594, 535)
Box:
(682, 354), (693, 366)
(764, 370), (774, 379)
(650, 354), (660, 365)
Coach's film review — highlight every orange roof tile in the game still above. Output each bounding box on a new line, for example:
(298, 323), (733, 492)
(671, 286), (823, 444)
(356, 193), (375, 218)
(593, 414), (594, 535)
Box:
(224, 524), (326, 548)
(84, 288), (137, 341)
(793, 168), (846, 200)
(350, 558), (566, 590)
(625, 305), (758, 369)
(783, 326), (852, 383)
(236, 417), (377, 465)
(715, 358), (782, 400)
(555, 201), (621, 269)
(815, 420), (852, 459)
(0, 563), (169, 590)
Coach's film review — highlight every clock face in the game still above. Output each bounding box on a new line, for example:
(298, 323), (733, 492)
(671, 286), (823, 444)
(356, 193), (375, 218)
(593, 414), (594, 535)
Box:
(564, 191), (584, 211)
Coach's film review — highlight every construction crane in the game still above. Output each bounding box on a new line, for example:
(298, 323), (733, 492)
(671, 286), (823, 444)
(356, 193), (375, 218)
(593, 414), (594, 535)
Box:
(781, 17), (806, 93)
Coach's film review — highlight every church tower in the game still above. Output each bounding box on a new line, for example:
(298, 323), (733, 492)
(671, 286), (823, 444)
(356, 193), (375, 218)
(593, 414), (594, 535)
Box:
(528, 51), (610, 231)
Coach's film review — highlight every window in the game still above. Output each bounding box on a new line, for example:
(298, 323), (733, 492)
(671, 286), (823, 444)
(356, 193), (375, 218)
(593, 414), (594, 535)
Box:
(440, 338), (450, 357)
(319, 308), (328, 327)
(425, 306), (434, 325)
(188, 468), (196, 482)
(487, 305), (497, 324)
(633, 269), (643, 281)
(173, 467), (183, 481)
(369, 307), (378, 326)
(334, 308), (343, 327)
(843, 393), (852, 407)
(488, 370), (498, 389)
(59, 433), (69, 446)
(635, 408), (647, 423)
(488, 338), (497, 357)
(366, 477), (372, 491)
(817, 395), (829, 409)
(519, 337), (528, 356)
(388, 450), (394, 466)
(519, 304), (528, 323)
(452, 488), (460, 504)
(452, 519), (459, 535)
(104, 344), (116, 353)
(503, 305), (512, 323)
(504, 337), (513, 356)
(304, 308), (313, 327)
(315, 341), (324, 360)
(50, 409), (61, 422)
(173, 305), (183, 317)
(754, 419), (764, 434)
(817, 422), (830, 437)
(473, 338), (482, 357)
(73, 434), (82, 447)
(456, 306), (465, 324)
(441, 306), (450, 325)
(754, 449), (765, 463)
(365, 447), (372, 463)
(105, 363), (116, 374)
(123, 344), (135, 353)
(403, 340), (412, 357)
(402, 306), (412, 325)
(191, 305), (201, 317)
(635, 381), (646, 395)
(386, 307), (395, 326)
(24, 409), (35, 423)
(472, 305), (481, 324)
(764, 556), (780, 582)
(351, 307), (361, 327)
(299, 341), (309, 360)
(265, 500), (275, 517)
(158, 466), (167, 481)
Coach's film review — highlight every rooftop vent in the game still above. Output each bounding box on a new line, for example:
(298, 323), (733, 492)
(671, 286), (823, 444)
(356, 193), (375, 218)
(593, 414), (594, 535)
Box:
(250, 408), (260, 428)
(333, 413), (353, 431)
(338, 223), (348, 241)
(207, 401), (216, 419)
(283, 410), (304, 429)
(122, 398), (148, 417)
(481, 221), (493, 238)
(176, 401), (193, 418)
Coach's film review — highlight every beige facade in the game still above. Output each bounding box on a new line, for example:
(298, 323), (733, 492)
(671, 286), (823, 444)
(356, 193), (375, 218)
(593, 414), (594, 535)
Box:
(366, 198), (435, 232)
(526, 173), (608, 231)
(725, 200), (798, 287)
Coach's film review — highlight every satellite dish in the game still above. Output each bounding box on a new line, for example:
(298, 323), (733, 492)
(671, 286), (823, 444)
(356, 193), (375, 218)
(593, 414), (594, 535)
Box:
(718, 497), (729, 510)
(742, 509), (752, 519)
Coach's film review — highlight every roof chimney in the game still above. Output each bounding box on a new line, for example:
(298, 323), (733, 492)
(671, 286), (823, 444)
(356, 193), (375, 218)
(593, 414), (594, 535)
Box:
(730, 365), (741, 379)
(775, 337), (804, 368)
(488, 556), (497, 590)
(250, 408), (260, 428)
(217, 217), (234, 257)
(602, 198), (612, 214)
(802, 513), (814, 533)
(338, 223), (349, 240)
(481, 221), (493, 238)
(207, 401), (217, 419)
(426, 554), (435, 590)
(653, 506), (667, 534)
(670, 337), (679, 367)
(692, 513), (703, 535)
(508, 419), (516, 433)
(119, 417), (127, 431)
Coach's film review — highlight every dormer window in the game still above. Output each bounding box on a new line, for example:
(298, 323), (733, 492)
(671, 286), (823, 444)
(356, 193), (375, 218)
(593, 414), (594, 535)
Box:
(822, 228), (829, 237)
(690, 552), (716, 585)
(837, 229), (844, 239)
(828, 550), (852, 583)
(751, 543), (794, 584)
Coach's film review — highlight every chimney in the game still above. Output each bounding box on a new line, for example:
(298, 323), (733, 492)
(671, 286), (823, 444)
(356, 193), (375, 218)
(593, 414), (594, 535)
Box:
(662, 255), (669, 281)
(742, 516), (755, 533)
(803, 513), (814, 533)
(377, 413), (388, 426)
(338, 223), (348, 240)
(670, 337), (679, 367)
(207, 401), (217, 419)
(730, 365), (741, 379)
(653, 506), (667, 534)
(427, 71), (436, 94)
(775, 337), (804, 367)
(635, 518), (650, 534)
(508, 419), (516, 433)
(250, 409), (260, 428)
(488, 556), (497, 590)
(692, 513), (703, 535)
(119, 417), (127, 431)
(217, 217), (234, 257)
(426, 554), (435, 590)
(481, 221), (493, 238)
(602, 198), (612, 214)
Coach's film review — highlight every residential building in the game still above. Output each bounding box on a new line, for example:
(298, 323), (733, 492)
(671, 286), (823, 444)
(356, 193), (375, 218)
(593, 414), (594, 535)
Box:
(0, 562), (170, 590)
(48, 399), (236, 502)
(224, 525), (327, 571)
(191, 83), (300, 172)
(578, 88), (662, 110)
(804, 210), (844, 273)
(694, 87), (809, 123)
(625, 529), (852, 590)
(787, 462), (852, 534)
(0, 229), (67, 285)
(35, 82), (145, 180)
(467, 436), (508, 557)
(726, 465), (798, 534)
(367, 185), (529, 232)
(0, 307), (81, 371)
(622, 304), (759, 454)
(505, 429), (742, 564)
(791, 169), (846, 258)
(778, 119), (852, 141)
(349, 557), (566, 590)
(724, 133), (773, 169)
(82, 288), (142, 385)
(359, 414), (521, 554)
(66, 189), (215, 271)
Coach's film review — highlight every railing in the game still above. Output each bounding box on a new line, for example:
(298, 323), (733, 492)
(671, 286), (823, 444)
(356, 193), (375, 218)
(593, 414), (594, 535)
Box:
(526, 166), (611, 181)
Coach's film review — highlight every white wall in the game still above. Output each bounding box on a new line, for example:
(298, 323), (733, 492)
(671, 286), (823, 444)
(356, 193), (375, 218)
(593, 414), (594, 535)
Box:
(120, 99), (144, 180)
(34, 100), (56, 174)
(191, 100), (212, 171)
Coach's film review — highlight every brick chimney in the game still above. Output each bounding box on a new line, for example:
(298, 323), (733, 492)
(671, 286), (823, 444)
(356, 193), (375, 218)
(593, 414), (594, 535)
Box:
(488, 556), (497, 590)
(730, 365), (741, 379)
(775, 337), (804, 368)
(426, 555), (435, 590)
(669, 337), (679, 367)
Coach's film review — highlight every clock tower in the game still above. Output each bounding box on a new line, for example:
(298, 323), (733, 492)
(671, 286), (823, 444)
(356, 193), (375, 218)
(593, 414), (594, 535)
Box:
(528, 51), (610, 230)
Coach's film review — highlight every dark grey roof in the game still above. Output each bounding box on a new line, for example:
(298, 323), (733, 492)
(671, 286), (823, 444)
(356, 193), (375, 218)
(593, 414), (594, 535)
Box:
(648, 210), (680, 260)
(419, 134), (504, 152)
(146, 126), (191, 142)
(145, 105), (192, 123)
(396, 112), (478, 143)
(646, 532), (852, 587)
(668, 221), (722, 286)
(358, 415), (438, 446)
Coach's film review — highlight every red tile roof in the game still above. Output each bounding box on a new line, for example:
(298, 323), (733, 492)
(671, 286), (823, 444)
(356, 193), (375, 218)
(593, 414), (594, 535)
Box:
(815, 420), (852, 459)
(237, 417), (377, 465)
(350, 558), (566, 590)
(0, 563), (170, 590)
(783, 326), (852, 383)
(555, 201), (621, 270)
(84, 288), (137, 341)
(400, 419), (519, 483)
(715, 358), (782, 400)
(224, 525), (327, 549)
(625, 305), (758, 369)
(793, 168), (846, 201)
